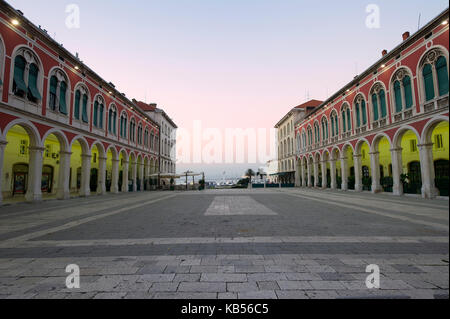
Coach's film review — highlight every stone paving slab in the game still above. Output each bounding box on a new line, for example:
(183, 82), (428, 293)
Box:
(0, 254), (447, 299)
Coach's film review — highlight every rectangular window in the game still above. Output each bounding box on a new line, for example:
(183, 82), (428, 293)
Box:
(435, 134), (443, 149)
(19, 140), (28, 156)
(410, 140), (417, 152)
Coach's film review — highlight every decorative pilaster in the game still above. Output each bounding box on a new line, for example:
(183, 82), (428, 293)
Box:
(321, 160), (327, 189)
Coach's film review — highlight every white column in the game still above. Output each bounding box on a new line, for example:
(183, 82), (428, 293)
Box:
(122, 160), (129, 193)
(313, 159), (319, 187)
(97, 156), (107, 195)
(390, 147), (403, 196)
(25, 146), (44, 202)
(330, 159), (337, 189)
(353, 154), (363, 192)
(111, 159), (119, 194)
(79, 154), (91, 197)
(340, 156), (348, 191)
(295, 161), (301, 187)
(131, 161), (137, 192)
(321, 160), (327, 189)
(0, 141), (7, 204)
(301, 162), (306, 187)
(418, 143), (439, 199)
(56, 151), (71, 200)
(139, 163), (144, 191)
(370, 151), (382, 193)
(307, 160), (312, 187)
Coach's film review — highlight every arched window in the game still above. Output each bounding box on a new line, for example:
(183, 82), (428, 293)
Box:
(314, 122), (320, 144)
(48, 69), (69, 115)
(354, 95), (367, 128)
(12, 49), (42, 103)
(129, 119), (136, 142)
(108, 105), (117, 135)
(307, 126), (313, 146)
(330, 111), (339, 137)
(120, 113), (128, 138)
(370, 83), (387, 121)
(321, 117), (329, 141)
(137, 124), (143, 145)
(392, 69), (414, 113)
(302, 131), (306, 151)
(420, 49), (449, 102)
(296, 134), (301, 153)
(144, 129), (149, 148)
(93, 96), (105, 129)
(436, 56), (449, 96)
(423, 64), (435, 101)
(73, 85), (89, 123)
(341, 104), (352, 133)
(150, 132), (154, 150)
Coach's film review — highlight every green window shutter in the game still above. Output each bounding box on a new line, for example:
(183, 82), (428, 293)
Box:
(82, 94), (89, 123)
(346, 108), (351, 131)
(335, 116), (339, 134)
(423, 64), (435, 101)
(331, 117), (335, 137)
(13, 56), (27, 93)
(355, 103), (361, 128)
(108, 110), (112, 132)
(59, 81), (67, 115)
(342, 112), (346, 133)
(326, 121), (328, 139)
(379, 90), (387, 118)
(74, 91), (81, 120)
(436, 56), (449, 96)
(361, 100), (367, 125)
(394, 80), (403, 112)
(99, 104), (104, 128)
(113, 112), (117, 134)
(403, 76), (413, 109)
(28, 63), (42, 100)
(93, 101), (98, 127)
(49, 76), (57, 95)
(372, 94), (379, 121)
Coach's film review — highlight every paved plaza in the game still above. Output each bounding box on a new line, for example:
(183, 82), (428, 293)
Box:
(0, 189), (448, 299)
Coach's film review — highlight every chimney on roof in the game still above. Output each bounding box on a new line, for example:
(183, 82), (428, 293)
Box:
(149, 103), (157, 108)
(382, 49), (388, 57)
(402, 31), (410, 41)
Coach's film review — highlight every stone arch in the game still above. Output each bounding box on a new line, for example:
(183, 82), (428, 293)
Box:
(2, 118), (40, 147)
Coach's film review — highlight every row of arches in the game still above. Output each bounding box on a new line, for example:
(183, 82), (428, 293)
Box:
(298, 47), (449, 152)
(0, 119), (160, 203)
(297, 118), (449, 199)
(0, 40), (159, 155)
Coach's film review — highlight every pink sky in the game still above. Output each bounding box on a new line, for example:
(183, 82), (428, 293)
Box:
(7, 0), (450, 177)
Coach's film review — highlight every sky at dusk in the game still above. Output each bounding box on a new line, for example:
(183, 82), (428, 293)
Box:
(7, 0), (449, 178)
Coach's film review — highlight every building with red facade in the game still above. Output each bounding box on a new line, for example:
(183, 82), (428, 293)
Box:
(0, 2), (163, 204)
(295, 8), (449, 199)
